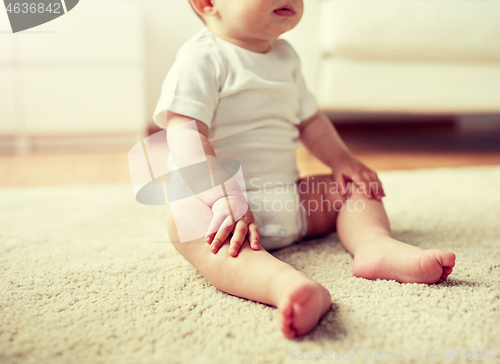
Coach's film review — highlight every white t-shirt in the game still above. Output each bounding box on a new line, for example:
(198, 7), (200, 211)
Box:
(153, 27), (318, 189)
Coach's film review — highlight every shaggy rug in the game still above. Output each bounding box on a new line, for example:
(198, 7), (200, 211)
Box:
(1, 166), (499, 364)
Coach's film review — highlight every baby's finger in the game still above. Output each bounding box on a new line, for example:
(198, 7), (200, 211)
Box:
(206, 212), (228, 243)
(248, 223), (260, 250)
(352, 173), (372, 199)
(372, 175), (386, 200)
(210, 216), (233, 254)
(375, 176), (386, 197)
(365, 171), (385, 200)
(229, 221), (248, 257)
(334, 174), (347, 196)
(363, 171), (382, 201)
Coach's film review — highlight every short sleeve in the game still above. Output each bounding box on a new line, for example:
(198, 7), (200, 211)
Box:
(287, 42), (319, 122)
(153, 44), (224, 129)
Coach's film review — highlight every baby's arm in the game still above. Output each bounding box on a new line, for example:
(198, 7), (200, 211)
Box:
(297, 111), (385, 201)
(166, 111), (260, 256)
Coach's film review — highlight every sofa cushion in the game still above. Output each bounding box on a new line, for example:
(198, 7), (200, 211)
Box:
(320, 0), (500, 61)
(318, 57), (500, 113)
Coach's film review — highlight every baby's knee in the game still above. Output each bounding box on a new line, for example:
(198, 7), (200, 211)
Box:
(311, 176), (350, 223)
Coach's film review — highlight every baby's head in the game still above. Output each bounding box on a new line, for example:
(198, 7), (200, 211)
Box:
(188, 0), (303, 50)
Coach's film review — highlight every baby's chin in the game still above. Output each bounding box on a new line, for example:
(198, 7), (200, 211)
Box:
(257, 21), (300, 39)
(219, 19), (299, 42)
(272, 19), (301, 35)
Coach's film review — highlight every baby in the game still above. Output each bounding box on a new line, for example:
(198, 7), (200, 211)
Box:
(153, 0), (456, 338)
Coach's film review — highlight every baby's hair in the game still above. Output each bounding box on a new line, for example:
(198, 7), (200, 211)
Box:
(188, 0), (206, 24)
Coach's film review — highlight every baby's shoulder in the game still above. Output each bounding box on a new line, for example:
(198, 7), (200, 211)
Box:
(176, 28), (225, 66)
(273, 38), (300, 61)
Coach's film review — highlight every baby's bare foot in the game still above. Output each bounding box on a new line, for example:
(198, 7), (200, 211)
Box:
(276, 273), (331, 339)
(352, 236), (456, 284)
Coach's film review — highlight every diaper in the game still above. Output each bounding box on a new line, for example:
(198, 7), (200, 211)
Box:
(246, 183), (308, 251)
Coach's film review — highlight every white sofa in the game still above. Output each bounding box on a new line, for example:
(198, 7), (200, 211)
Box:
(284, 0), (500, 116)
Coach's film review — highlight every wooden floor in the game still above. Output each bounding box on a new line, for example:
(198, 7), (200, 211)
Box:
(1, 125), (500, 187)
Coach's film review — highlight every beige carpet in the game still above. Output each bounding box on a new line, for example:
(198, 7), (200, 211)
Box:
(1, 166), (499, 364)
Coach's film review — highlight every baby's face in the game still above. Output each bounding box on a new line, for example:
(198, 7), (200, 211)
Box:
(214, 0), (303, 42)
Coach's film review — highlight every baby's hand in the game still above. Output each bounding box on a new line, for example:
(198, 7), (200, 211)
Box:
(205, 196), (260, 257)
(331, 153), (386, 201)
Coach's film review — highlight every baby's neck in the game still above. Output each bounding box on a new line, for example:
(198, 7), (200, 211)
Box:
(207, 26), (273, 54)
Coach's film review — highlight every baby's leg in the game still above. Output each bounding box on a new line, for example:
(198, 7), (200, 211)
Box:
(166, 207), (331, 338)
(299, 175), (456, 284)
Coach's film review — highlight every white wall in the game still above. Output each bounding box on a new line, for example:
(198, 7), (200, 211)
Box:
(141, 0), (203, 125)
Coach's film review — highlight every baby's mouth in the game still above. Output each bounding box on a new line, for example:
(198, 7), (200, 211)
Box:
(274, 6), (295, 17)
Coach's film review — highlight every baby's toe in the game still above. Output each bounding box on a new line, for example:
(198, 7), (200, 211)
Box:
(440, 251), (456, 268)
(281, 323), (296, 339)
(280, 317), (296, 338)
(279, 299), (296, 338)
(438, 269), (453, 283)
(443, 266), (454, 275)
(438, 260), (455, 283)
(281, 301), (293, 319)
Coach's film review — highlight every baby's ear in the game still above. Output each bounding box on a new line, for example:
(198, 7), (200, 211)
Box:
(190, 0), (217, 17)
